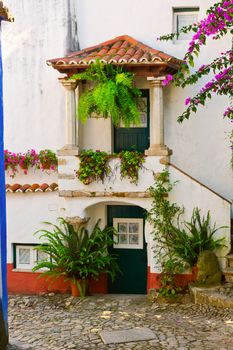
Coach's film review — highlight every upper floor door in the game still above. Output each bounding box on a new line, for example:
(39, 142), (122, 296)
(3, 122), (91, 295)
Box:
(114, 89), (150, 153)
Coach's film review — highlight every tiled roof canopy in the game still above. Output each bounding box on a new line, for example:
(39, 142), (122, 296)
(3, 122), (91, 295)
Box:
(47, 35), (181, 76)
(0, 1), (13, 22)
(6, 183), (58, 193)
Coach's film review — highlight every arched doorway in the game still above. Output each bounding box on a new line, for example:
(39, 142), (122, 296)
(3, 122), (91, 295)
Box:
(107, 205), (147, 294)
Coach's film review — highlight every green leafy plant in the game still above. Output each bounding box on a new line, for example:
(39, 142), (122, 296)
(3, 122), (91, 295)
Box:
(76, 149), (145, 185)
(33, 218), (120, 297)
(158, 257), (184, 298)
(147, 169), (226, 295)
(38, 149), (58, 170)
(76, 150), (112, 185)
(119, 150), (145, 184)
(70, 60), (142, 127)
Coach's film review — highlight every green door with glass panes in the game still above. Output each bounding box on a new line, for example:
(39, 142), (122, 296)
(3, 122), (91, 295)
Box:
(114, 90), (149, 152)
(108, 205), (147, 294)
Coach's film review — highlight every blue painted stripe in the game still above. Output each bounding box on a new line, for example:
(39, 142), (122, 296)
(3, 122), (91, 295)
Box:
(0, 22), (8, 336)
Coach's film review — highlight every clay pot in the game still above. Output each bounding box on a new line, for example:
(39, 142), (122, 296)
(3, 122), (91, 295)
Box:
(192, 265), (199, 281)
(70, 279), (87, 297)
(71, 281), (81, 297)
(19, 163), (28, 170)
(41, 161), (51, 170)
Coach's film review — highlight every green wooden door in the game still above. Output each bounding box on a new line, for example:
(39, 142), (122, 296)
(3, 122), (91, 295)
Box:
(114, 90), (150, 153)
(108, 205), (147, 294)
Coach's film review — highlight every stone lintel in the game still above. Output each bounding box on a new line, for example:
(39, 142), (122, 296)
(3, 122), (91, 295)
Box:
(57, 146), (79, 156)
(59, 190), (152, 198)
(145, 145), (172, 156)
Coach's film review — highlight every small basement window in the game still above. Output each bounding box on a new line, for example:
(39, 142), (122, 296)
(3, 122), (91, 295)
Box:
(14, 244), (49, 270)
(173, 8), (199, 41)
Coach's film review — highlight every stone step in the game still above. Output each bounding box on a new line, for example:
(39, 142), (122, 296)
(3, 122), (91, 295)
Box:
(223, 267), (233, 283)
(226, 254), (233, 268)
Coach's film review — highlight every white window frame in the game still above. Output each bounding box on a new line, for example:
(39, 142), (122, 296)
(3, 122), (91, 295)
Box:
(173, 8), (199, 43)
(15, 244), (49, 271)
(113, 218), (144, 249)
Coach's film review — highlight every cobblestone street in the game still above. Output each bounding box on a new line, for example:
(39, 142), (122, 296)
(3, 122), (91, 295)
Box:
(7, 293), (233, 350)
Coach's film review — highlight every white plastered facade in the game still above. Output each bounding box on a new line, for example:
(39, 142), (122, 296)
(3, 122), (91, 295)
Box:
(2, 0), (232, 275)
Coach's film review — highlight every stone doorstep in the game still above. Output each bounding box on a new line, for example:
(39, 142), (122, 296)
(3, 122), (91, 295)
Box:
(223, 267), (233, 282)
(226, 254), (233, 268)
(190, 284), (233, 308)
(99, 327), (156, 345)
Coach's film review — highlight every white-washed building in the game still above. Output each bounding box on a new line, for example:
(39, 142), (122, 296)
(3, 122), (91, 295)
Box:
(3, 0), (232, 294)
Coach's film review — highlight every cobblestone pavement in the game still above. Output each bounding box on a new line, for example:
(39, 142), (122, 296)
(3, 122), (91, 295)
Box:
(8, 293), (233, 350)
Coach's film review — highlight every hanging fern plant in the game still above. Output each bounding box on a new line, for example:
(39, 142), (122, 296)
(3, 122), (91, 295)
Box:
(70, 60), (142, 127)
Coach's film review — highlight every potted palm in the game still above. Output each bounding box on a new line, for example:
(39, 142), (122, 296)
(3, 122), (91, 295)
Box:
(33, 218), (119, 297)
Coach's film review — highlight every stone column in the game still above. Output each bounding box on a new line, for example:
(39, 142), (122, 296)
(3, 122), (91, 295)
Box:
(145, 77), (171, 156)
(59, 78), (79, 155)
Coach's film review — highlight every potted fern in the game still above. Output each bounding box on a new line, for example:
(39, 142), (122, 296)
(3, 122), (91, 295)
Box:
(33, 218), (119, 297)
(70, 60), (142, 127)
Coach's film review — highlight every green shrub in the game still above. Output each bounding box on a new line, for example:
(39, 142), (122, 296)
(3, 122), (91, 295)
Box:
(33, 218), (120, 297)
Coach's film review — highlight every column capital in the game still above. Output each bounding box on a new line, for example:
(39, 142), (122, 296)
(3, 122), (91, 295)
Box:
(147, 76), (165, 87)
(59, 78), (78, 91)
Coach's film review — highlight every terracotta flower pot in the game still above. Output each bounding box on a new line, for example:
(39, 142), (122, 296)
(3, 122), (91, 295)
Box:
(71, 281), (81, 297)
(70, 279), (88, 297)
(41, 161), (51, 170)
(192, 265), (199, 281)
(19, 163), (28, 170)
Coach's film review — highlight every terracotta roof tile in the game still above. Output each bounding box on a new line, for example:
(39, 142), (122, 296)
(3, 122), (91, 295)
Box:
(6, 183), (58, 193)
(47, 35), (181, 70)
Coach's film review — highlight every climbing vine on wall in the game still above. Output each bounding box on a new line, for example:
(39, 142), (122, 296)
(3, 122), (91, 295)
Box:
(147, 168), (225, 296)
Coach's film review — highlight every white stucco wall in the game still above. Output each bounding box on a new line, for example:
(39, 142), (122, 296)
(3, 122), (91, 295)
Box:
(2, 1), (232, 269)
(2, 0), (74, 151)
(77, 0), (233, 206)
(3, 1), (232, 202)
(6, 192), (64, 263)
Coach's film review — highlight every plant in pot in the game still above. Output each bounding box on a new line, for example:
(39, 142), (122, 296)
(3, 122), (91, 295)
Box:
(38, 149), (58, 171)
(18, 149), (39, 174)
(33, 218), (119, 298)
(70, 60), (142, 127)
(4, 150), (19, 178)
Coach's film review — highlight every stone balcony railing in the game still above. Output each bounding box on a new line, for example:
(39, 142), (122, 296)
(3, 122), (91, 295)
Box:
(58, 155), (166, 198)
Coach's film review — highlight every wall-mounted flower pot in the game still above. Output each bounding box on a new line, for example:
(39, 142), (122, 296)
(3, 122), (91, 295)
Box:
(41, 161), (51, 170)
(19, 163), (28, 170)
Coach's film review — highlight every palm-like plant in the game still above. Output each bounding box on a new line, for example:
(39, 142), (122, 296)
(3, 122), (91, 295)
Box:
(169, 208), (226, 266)
(33, 218), (119, 297)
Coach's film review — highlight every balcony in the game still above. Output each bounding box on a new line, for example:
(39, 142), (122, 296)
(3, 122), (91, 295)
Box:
(58, 154), (165, 198)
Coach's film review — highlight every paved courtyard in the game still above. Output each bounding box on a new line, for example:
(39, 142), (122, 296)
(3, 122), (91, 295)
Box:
(8, 293), (233, 350)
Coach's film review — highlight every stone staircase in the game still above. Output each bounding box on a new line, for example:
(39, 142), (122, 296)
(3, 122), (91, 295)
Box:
(223, 255), (233, 282)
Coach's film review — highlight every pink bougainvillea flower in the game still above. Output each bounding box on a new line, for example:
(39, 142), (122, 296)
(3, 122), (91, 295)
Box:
(162, 74), (173, 86)
(185, 97), (191, 106)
